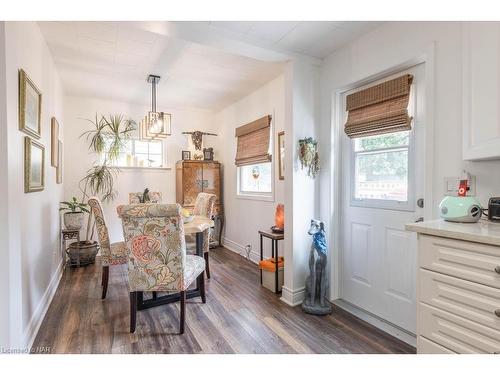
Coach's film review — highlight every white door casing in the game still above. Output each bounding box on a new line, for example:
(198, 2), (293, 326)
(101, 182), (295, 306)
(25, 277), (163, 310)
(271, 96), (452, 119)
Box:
(339, 64), (425, 334)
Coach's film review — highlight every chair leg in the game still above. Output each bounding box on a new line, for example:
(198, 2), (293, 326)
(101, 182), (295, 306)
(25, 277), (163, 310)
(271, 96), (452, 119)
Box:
(198, 272), (206, 304)
(204, 252), (210, 279)
(130, 292), (137, 333)
(101, 266), (109, 299)
(179, 291), (186, 334)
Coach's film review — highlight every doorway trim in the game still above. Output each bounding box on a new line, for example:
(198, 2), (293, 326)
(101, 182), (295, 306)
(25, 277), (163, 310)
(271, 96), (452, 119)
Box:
(329, 43), (436, 310)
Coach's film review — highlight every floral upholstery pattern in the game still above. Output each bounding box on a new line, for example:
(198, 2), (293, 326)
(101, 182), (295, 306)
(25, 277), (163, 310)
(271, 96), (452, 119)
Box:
(192, 193), (216, 218)
(88, 197), (127, 266)
(117, 203), (205, 292)
(186, 193), (216, 255)
(129, 192), (162, 204)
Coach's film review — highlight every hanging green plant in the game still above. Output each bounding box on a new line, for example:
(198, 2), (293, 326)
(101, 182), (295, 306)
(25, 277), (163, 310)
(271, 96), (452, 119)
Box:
(298, 137), (320, 178)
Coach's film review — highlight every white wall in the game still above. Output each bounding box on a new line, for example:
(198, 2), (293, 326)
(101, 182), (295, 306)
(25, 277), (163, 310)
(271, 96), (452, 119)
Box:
(216, 74), (286, 261)
(3, 21), (65, 348)
(282, 61), (320, 306)
(63, 96), (216, 243)
(0, 21), (10, 349)
(319, 21), (500, 300)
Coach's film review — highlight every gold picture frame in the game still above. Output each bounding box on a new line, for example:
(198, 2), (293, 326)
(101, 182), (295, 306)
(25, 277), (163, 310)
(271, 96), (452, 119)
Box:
(278, 131), (285, 180)
(24, 136), (45, 193)
(51, 117), (59, 167)
(56, 140), (63, 184)
(19, 69), (42, 139)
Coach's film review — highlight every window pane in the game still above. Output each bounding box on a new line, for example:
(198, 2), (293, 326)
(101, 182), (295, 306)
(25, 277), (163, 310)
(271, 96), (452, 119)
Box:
(134, 140), (148, 154)
(354, 131), (409, 152)
(240, 162), (272, 193)
(355, 149), (408, 201)
(148, 141), (162, 154)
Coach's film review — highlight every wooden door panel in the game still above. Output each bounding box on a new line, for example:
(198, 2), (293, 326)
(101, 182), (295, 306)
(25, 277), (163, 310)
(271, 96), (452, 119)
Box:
(183, 162), (203, 206)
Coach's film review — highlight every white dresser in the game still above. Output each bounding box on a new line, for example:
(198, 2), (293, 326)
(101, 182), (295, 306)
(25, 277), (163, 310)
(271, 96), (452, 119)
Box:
(406, 219), (500, 354)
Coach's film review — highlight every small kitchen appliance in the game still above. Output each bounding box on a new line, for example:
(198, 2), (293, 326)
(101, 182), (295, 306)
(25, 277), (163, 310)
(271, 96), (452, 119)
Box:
(488, 197), (500, 222)
(439, 196), (482, 223)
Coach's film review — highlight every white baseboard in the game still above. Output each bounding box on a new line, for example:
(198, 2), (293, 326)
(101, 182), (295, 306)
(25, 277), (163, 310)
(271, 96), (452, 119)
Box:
(332, 299), (416, 347)
(22, 260), (64, 349)
(222, 237), (260, 264)
(280, 286), (305, 306)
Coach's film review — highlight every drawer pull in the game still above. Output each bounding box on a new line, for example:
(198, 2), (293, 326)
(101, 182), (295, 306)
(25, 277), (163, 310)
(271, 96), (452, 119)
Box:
(495, 266), (500, 274)
(496, 309), (500, 318)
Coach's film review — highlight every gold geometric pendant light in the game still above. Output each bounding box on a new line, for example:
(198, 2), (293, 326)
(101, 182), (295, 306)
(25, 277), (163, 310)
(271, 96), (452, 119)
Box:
(140, 74), (171, 140)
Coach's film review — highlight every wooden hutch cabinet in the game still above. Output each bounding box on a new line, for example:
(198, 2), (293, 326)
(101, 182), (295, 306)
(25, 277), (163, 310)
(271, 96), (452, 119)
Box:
(176, 160), (223, 245)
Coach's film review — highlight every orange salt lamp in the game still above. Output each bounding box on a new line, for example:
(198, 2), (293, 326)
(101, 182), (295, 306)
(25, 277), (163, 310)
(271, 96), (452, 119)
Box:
(272, 204), (284, 233)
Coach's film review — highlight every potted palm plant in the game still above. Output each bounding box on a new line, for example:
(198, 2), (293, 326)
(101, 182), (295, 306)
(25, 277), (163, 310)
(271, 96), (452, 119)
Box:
(64, 114), (136, 266)
(60, 197), (89, 230)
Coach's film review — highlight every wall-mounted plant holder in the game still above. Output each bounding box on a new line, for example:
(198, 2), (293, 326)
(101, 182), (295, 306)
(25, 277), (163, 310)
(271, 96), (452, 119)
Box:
(298, 137), (320, 178)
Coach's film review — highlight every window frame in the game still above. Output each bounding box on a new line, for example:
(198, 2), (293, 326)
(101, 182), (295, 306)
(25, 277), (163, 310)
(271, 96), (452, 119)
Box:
(236, 161), (275, 201)
(101, 138), (166, 169)
(349, 130), (416, 212)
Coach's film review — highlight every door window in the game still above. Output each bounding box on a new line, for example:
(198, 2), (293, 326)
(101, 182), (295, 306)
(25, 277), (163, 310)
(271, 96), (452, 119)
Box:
(351, 131), (414, 210)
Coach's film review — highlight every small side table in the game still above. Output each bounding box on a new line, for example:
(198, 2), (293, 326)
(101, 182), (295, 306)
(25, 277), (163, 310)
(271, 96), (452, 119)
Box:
(258, 230), (284, 294)
(62, 229), (81, 267)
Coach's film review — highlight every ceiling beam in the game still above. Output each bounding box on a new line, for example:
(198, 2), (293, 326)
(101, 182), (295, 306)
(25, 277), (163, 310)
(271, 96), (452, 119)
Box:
(125, 21), (322, 66)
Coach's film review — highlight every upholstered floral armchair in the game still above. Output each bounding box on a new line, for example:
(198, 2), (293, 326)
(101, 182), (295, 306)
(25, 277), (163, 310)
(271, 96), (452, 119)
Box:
(87, 197), (128, 299)
(186, 192), (216, 278)
(117, 203), (206, 334)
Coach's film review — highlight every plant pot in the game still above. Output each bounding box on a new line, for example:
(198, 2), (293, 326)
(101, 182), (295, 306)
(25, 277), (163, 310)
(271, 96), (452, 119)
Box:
(66, 241), (99, 267)
(64, 212), (84, 230)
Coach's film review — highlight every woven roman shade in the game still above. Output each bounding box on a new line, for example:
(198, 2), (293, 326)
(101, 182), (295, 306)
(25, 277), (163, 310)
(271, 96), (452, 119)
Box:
(235, 115), (272, 166)
(344, 74), (414, 138)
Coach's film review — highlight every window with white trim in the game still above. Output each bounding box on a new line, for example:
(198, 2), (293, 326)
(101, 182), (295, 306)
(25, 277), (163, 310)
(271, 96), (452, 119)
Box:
(101, 138), (164, 168)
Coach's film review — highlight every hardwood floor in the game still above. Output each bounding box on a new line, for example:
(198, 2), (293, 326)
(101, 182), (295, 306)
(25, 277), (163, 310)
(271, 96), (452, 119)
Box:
(33, 247), (415, 354)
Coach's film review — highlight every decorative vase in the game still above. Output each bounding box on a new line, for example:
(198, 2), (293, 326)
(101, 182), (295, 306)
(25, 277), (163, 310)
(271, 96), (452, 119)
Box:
(64, 212), (84, 230)
(66, 241), (99, 267)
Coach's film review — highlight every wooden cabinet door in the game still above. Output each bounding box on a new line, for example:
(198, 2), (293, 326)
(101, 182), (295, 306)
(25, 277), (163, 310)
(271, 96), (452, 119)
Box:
(202, 162), (220, 205)
(463, 23), (500, 160)
(183, 162), (203, 206)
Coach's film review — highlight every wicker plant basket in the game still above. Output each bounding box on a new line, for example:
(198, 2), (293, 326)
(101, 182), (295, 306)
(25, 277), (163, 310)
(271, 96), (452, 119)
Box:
(66, 241), (99, 267)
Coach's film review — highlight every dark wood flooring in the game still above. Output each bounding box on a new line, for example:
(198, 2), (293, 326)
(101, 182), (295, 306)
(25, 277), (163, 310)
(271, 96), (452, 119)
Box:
(33, 247), (415, 354)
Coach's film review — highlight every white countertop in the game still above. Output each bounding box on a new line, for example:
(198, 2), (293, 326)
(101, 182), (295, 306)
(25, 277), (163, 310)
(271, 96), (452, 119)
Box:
(405, 219), (500, 246)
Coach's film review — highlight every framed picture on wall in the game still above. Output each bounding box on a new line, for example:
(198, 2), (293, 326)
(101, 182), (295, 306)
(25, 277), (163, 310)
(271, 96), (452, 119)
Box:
(51, 117), (59, 167)
(24, 136), (45, 193)
(19, 69), (42, 139)
(56, 140), (63, 184)
(278, 131), (285, 180)
(182, 150), (191, 160)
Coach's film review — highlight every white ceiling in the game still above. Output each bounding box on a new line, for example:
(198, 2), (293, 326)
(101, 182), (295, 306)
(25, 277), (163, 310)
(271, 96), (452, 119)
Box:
(38, 21), (382, 110)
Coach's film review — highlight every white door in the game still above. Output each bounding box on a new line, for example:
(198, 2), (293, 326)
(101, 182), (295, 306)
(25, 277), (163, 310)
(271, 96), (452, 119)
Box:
(340, 64), (425, 333)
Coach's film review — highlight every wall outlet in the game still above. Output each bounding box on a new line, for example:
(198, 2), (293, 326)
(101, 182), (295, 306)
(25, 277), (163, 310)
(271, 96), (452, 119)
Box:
(444, 175), (476, 196)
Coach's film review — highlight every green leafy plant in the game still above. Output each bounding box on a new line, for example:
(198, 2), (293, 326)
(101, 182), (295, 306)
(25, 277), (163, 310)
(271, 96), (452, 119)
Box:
(59, 197), (90, 213)
(79, 114), (136, 203)
(298, 137), (320, 178)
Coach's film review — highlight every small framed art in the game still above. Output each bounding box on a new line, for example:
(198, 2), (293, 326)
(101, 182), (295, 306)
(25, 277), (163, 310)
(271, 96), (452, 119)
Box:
(24, 136), (45, 193)
(278, 131), (285, 180)
(51, 117), (59, 167)
(182, 150), (191, 160)
(19, 69), (42, 139)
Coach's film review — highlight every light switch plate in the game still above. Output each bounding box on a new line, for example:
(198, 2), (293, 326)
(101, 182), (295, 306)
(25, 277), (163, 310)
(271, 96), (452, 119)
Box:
(444, 176), (476, 196)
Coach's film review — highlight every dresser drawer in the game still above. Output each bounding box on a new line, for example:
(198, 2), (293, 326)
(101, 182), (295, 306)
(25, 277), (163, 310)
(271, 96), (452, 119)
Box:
(419, 302), (500, 353)
(419, 235), (500, 288)
(417, 336), (455, 353)
(419, 269), (500, 330)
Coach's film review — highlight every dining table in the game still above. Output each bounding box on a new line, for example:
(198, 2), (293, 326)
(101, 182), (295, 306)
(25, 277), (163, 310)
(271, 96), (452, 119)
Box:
(136, 215), (214, 310)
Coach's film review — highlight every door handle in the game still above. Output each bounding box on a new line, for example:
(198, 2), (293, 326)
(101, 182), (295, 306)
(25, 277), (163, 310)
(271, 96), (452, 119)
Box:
(415, 217), (424, 223)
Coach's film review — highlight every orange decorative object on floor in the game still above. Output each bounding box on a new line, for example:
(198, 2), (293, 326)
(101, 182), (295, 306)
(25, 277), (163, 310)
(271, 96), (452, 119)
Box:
(259, 256), (284, 272)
